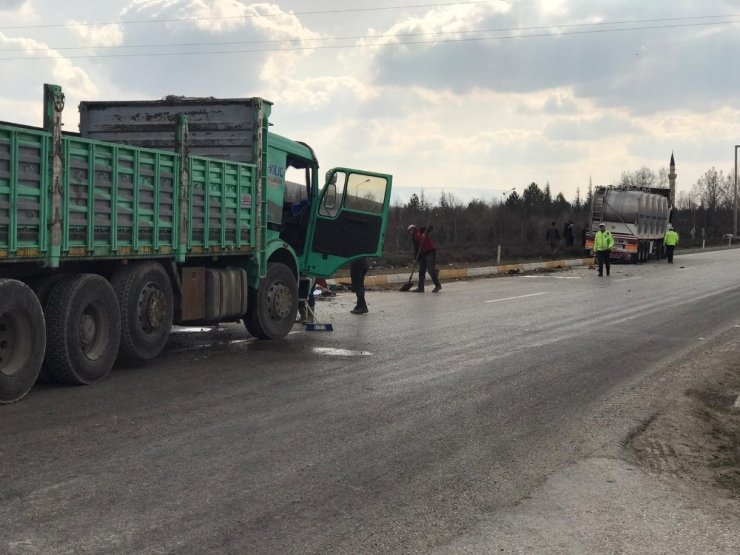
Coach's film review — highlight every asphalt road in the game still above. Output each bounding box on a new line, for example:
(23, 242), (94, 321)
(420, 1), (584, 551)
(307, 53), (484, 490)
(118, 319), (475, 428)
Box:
(2, 250), (740, 554)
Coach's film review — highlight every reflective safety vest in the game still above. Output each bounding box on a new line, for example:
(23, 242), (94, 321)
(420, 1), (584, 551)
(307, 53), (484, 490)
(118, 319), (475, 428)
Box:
(594, 230), (614, 251)
(664, 229), (679, 246)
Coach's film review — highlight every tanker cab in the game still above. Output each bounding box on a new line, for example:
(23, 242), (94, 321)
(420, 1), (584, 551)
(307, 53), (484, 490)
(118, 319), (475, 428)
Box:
(303, 168), (393, 277)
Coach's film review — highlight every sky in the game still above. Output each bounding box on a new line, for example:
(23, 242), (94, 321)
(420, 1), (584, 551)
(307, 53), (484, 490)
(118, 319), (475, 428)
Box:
(1, 0), (739, 206)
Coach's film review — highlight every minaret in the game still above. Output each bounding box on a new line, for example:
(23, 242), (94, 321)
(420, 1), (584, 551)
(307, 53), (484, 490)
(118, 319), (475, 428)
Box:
(668, 152), (676, 205)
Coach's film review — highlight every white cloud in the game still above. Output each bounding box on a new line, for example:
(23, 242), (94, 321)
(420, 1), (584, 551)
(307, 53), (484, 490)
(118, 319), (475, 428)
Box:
(67, 21), (124, 48)
(0, 0), (29, 14)
(0, 33), (98, 127)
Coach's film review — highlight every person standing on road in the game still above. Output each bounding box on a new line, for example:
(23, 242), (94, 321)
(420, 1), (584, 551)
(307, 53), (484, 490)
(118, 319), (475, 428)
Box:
(594, 222), (614, 277)
(664, 224), (679, 264)
(350, 257), (369, 314)
(407, 224), (442, 293)
(564, 220), (575, 246)
(545, 221), (561, 259)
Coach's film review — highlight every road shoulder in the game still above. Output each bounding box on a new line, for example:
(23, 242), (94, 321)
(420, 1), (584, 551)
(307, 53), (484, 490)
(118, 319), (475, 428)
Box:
(436, 322), (740, 553)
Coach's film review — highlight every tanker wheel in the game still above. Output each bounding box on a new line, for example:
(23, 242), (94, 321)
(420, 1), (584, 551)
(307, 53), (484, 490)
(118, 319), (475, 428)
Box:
(111, 262), (174, 366)
(0, 279), (46, 404)
(44, 274), (121, 385)
(245, 263), (298, 340)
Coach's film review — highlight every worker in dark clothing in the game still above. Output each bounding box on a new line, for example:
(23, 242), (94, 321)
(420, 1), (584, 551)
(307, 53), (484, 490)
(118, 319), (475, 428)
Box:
(545, 221), (560, 259)
(407, 224), (442, 293)
(564, 220), (575, 246)
(350, 257), (369, 314)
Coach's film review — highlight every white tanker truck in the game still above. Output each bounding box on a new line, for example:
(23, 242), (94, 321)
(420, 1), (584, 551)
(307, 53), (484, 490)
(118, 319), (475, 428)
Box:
(585, 186), (672, 263)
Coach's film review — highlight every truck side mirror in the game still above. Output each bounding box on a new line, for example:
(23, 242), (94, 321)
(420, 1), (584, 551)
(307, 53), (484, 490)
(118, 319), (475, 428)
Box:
(324, 183), (337, 210)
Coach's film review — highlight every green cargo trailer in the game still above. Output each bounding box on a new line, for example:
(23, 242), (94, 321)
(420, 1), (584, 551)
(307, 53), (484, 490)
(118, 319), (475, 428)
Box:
(0, 84), (393, 404)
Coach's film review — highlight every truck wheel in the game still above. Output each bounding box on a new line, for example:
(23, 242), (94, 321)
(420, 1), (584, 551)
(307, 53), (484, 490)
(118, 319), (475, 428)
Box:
(245, 263), (298, 339)
(111, 262), (174, 366)
(28, 274), (67, 383)
(0, 280), (46, 404)
(44, 274), (121, 385)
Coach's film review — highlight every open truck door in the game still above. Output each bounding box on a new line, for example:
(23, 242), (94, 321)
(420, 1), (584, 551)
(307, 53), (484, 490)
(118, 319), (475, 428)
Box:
(303, 168), (392, 277)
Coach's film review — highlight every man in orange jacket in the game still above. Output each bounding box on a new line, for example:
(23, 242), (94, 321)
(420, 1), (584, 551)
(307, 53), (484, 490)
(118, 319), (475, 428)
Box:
(408, 224), (442, 293)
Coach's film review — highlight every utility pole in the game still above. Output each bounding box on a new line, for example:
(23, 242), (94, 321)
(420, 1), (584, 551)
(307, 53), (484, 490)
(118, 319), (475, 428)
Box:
(735, 145), (739, 237)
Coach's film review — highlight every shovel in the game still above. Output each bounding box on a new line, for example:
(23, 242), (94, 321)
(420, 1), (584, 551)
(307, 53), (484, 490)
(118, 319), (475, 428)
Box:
(399, 256), (419, 292)
(304, 304), (333, 332)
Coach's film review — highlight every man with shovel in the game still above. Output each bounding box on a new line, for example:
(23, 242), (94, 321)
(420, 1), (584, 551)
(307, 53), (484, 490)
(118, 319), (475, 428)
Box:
(407, 224), (442, 293)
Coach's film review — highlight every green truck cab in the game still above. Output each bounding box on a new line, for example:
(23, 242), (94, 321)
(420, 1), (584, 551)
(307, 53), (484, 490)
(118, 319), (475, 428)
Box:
(0, 84), (392, 404)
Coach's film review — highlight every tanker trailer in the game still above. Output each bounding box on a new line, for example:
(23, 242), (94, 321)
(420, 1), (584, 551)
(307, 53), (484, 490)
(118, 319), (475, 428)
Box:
(585, 186), (671, 263)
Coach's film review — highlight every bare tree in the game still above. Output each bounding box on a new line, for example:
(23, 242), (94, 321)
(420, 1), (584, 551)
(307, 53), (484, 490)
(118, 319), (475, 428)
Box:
(618, 166), (659, 188)
(692, 167), (726, 211)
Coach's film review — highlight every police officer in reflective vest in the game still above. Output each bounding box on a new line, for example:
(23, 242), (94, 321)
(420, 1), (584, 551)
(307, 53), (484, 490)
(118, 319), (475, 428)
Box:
(663, 224), (679, 264)
(594, 222), (614, 277)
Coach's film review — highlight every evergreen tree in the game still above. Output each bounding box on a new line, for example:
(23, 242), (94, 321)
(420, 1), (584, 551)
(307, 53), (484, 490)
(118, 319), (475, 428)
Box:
(504, 191), (521, 210)
(406, 193), (421, 213)
(522, 182), (544, 211)
(553, 192), (570, 212)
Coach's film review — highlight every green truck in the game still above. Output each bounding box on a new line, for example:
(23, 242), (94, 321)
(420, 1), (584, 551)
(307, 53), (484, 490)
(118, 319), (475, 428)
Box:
(0, 84), (393, 404)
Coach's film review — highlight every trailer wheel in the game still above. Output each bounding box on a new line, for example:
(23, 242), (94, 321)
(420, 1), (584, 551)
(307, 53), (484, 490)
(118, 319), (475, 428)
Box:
(0, 280), (46, 404)
(28, 274), (67, 383)
(44, 274), (121, 385)
(245, 263), (298, 339)
(111, 262), (174, 366)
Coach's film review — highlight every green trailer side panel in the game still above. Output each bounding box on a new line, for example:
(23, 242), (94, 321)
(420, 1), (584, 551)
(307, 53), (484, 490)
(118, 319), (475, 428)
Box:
(186, 156), (256, 255)
(0, 126), (48, 261)
(60, 137), (180, 258)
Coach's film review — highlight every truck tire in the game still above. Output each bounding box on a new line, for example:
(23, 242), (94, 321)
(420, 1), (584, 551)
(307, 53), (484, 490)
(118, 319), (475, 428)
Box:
(28, 274), (67, 383)
(0, 279), (46, 404)
(111, 262), (174, 366)
(44, 274), (121, 385)
(245, 263), (298, 339)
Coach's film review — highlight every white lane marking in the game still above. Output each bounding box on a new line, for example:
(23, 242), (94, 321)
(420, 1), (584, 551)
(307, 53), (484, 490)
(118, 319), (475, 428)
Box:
(313, 347), (372, 356)
(484, 292), (547, 303)
(614, 276), (640, 282)
(521, 275), (582, 279)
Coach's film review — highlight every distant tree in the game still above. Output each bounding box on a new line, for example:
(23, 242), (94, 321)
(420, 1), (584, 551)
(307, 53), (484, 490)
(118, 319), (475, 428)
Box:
(573, 187), (582, 210)
(553, 192), (570, 212)
(406, 193), (421, 213)
(419, 189), (431, 211)
(504, 191), (521, 210)
(692, 167), (727, 212)
(618, 166), (658, 188)
(544, 182), (552, 206)
(522, 182), (545, 211)
(657, 167), (669, 188)
(717, 170), (735, 210)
